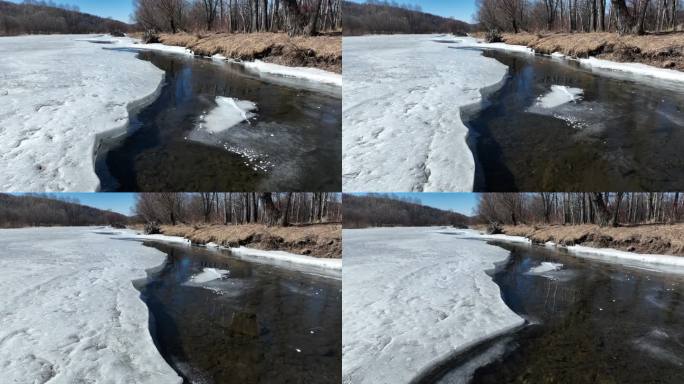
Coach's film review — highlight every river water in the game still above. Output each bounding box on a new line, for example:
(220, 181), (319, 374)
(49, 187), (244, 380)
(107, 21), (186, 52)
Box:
(135, 242), (341, 384)
(96, 49), (341, 192)
(462, 48), (684, 192)
(435, 241), (684, 384)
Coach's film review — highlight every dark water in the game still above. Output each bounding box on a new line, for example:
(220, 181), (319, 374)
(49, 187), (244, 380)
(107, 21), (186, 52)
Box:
(462, 48), (684, 191)
(135, 242), (341, 384)
(437, 242), (684, 384)
(95, 49), (341, 192)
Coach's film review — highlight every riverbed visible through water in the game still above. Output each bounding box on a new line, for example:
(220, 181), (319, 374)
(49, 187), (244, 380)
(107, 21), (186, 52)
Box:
(461, 47), (684, 192)
(95, 48), (341, 192)
(134, 241), (341, 384)
(434, 241), (684, 384)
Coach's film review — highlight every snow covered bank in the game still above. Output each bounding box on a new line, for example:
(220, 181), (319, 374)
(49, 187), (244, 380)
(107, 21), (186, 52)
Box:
(0, 34), (165, 191)
(578, 57), (684, 83)
(0, 227), (181, 383)
(241, 60), (342, 86)
(342, 227), (523, 384)
(342, 35), (508, 192)
(458, 228), (684, 272)
(199, 96), (257, 133)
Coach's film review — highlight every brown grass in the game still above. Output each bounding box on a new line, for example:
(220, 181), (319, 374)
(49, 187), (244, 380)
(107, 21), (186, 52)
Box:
(497, 31), (684, 70)
(131, 223), (341, 258)
(489, 223), (684, 256)
(156, 32), (341, 73)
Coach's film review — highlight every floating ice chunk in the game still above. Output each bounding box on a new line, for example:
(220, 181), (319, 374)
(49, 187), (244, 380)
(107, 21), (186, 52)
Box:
(528, 262), (563, 274)
(202, 96), (257, 133)
(191, 268), (230, 283)
(535, 85), (583, 109)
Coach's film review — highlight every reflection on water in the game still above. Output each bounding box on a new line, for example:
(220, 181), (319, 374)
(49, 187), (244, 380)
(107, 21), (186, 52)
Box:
(440, 242), (684, 384)
(136, 242), (341, 384)
(96, 49), (341, 192)
(462, 48), (684, 191)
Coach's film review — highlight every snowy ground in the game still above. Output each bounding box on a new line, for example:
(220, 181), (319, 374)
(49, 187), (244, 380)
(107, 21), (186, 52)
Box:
(342, 227), (523, 384)
(0, 227), (181, 383)
(342, 35), (508, 192)
(0, 35), (165, 191)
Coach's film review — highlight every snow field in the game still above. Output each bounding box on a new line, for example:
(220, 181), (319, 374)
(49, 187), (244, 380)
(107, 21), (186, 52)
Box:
(342, 35), (509, 192)
(0, 34), (165, 191)
(342, 227), (524, 384)
(0, 227), (181, 383)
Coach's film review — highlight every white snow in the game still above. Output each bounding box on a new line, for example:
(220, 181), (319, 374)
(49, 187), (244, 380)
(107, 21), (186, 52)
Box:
(528, 262), (564, 274)
(0, 227), (181, 383)
(241, 60), (342, 86)
(0, 34), (165, 191)
(342, 34), (508, 192)
(534, 85), (583, 109)
(579, 57), (684, 83)
(200, 96), (257, 133)
(230, 247), (342, 278)
(191, 267), (230, 283)
(342, 227), (523, 384)
(468, 41), (535, 54)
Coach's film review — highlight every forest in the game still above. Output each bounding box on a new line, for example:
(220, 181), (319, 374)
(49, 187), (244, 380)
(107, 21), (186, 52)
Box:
(0, 0), (131, 36)
(135, 192), (342, 227)
(477, 0), (682, 35)
(343, 0), (472, 35)
(477, 193), (683, 228)
(133, 0), (342, 36)
(343, 193), (470, 228)
(0, 193), (129, 228)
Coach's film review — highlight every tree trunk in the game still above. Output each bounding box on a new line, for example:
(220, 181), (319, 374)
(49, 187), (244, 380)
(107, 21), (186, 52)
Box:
(304, 0), (323, 35)
(282, 0), (305, 35)
(280, 193), (293, 227)
(591, 193), (612, 227)
(611, 0), (634, 34)
(611, 192), (624, 227)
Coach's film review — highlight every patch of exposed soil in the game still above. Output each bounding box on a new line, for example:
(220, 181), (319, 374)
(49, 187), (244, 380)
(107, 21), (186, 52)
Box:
(132, 223), (341, 258)
(495, 223), (684, 256)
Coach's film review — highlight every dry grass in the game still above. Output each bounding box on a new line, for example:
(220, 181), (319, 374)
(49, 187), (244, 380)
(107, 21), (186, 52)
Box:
(156, 32), (341, 72)
(494, 223), (684, 256)
(131, 223), (341, 258)
(498, 31), (684, 70)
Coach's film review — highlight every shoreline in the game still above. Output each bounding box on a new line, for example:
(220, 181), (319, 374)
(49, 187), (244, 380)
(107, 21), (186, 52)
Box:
(468, 31), (684, 82)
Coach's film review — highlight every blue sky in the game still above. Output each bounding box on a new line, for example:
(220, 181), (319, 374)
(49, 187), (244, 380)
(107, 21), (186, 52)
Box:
(9, 0), (134, 23)
(350, 0), (477, 22)
(15, 193), (137, 215)
(353, 193), (479, 215)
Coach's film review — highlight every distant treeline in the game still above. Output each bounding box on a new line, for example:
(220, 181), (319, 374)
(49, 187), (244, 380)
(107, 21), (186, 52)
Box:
(343, 194), (470, 229)
(0, 194), (129, 228)
(476, 193), (684, 228)
(135, 193), (342, 226)
(343, 0), (473, 36)
(0, 0), (131, 36)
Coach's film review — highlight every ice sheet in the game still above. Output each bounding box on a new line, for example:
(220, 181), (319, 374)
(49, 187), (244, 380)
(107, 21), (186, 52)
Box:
(342, 34), (508, 192)
(534, 85), (583, 109)
(0, 227), (181, 383)
(528, 262), (564, 274)
(191, 267), (230, 283)
(200, 96), (257, 133)
(342, 227), (523, 384)
(0, 34), (164, 191)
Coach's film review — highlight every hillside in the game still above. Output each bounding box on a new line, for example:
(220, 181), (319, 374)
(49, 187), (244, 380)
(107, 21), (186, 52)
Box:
(343, 0), (472, 36)
(0, 0), (131, 36)
(343, 193), (471, 228)
(0, 193), (129, 228)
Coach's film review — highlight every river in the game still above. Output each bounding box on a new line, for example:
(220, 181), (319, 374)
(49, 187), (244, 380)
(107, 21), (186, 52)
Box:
(135, 241), (341, 384)
(95, 48), (341, 192)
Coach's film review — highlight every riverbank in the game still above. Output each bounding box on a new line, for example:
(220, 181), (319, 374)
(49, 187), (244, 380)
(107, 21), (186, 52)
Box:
(473, 223), (684, 256)
(130, 223), (341, 258)
(131, 32), (341, 73)
(474, 31), (684, 71)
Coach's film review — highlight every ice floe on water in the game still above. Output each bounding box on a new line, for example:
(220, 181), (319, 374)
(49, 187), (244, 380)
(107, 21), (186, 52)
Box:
(191, 267), (230, 283)
(534, 85), (584, 109)
(199, 96), (257, 134)
(528, 262), (564, 274)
